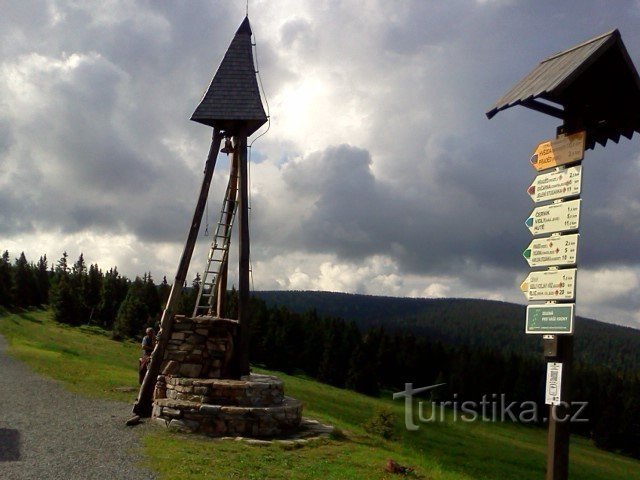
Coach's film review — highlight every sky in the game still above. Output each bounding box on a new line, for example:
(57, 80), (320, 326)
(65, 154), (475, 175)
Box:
(2, 0), (640, 329)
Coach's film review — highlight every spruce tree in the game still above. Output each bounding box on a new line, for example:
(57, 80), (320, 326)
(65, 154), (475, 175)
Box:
(158, 276), (171, 308)
(35, 255), (50, 306)
(85, 264), (103, 322)
(50, 274), (80, 325)
(50, 252), (81, 325)
(0, 250), (13, 307)
(113, 277), (150, 339)
(12, 252), (36, 308)
(142, 272), (161, 319)
(98, 267), (127, 330)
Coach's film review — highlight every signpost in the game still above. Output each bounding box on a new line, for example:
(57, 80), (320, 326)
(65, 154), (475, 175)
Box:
(520, 268), (577, 301)
(526, 304), (575, 334)
(525, 200), (581, 236)
(488, 28), (640, 480)
(522, 234), (579, 268)
(529, 132), (586, 171)
(527, 166), (582, 203)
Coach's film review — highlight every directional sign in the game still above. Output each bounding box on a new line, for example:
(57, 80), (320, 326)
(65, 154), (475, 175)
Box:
(525, 199), (581, 236)
(527, 165), (582, 203)
(529, 131), (586, 171)
(545, 362), (563, 405)
(520, 268), (577, 301)
(522, 234), (579, 268)
(526, 304), (575, 334)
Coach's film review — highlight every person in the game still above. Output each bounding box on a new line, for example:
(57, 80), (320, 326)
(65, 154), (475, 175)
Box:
(139, 327), (156, 384)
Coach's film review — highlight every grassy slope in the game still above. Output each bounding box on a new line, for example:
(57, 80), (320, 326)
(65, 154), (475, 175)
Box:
(0, 309), (638, 480)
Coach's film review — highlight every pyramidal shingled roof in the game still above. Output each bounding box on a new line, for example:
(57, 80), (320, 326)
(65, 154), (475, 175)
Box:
(487, 29), (640, 149)
(191, 17), (268, 136)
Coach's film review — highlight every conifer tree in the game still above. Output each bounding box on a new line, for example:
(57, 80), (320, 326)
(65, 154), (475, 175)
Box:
(50, 274), (80, 325)
(113, 277), (150, 339)
(0, 250), (13, 307)
(85, 263), (103, 322)
(35, 255), (50, 306)
(98, 267), (127, 330)
(50, 252), (81, 325)
(12, 252), (36, 308)
(142, 272), (161, 320)
(158, 275), (171, 308)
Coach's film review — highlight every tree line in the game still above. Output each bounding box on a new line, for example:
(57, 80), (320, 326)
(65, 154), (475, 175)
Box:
(0, 249), (638, 459)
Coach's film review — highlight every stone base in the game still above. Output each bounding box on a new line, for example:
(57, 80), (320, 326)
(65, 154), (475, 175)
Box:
(152, 374), (302, 437)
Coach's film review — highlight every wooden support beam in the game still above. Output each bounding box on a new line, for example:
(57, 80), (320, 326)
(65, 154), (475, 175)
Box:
(132, 128), (222, 417)
(236, 129), (251, 377)
(522, 99), (566, 120)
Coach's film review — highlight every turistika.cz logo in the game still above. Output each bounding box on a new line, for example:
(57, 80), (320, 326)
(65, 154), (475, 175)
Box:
(392, 383), (588, 431)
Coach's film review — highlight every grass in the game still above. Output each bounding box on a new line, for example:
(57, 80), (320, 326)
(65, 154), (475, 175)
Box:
(1, 309), (639, 480)
(0, 308), (140, 402)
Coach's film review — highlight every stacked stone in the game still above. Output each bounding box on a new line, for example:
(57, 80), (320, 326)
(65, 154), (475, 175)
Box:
(159, 375), (284, 406)
(161, 316), (236, 379)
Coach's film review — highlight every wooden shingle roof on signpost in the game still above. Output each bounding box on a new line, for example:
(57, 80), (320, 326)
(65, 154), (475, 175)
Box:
(191, 16), (267, 136)
(487, 29), (640, 149)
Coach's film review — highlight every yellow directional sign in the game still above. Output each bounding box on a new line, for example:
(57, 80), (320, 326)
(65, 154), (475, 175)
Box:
(520, 268), (577, 301)
(529, 131), (586, 171)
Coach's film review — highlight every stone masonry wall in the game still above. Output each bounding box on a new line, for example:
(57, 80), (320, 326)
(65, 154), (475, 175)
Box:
(161, 316), (237, 379)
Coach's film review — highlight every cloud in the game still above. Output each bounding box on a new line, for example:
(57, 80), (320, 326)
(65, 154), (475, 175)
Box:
(1, 0), (640, 329)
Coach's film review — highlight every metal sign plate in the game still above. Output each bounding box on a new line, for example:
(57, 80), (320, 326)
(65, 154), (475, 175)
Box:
(520, 268), (577, 301)
(526, 304), (575, 334)
(528, 165), (582, 203)
(525, 199), (581, 236)
(530, 131), (586, 171)
(522, 234), (579, 268)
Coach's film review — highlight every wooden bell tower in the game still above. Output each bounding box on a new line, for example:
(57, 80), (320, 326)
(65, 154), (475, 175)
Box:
(134, 16), (267, 417)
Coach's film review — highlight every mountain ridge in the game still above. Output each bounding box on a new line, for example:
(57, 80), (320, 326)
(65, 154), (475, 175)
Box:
(253, 290), (640, 374)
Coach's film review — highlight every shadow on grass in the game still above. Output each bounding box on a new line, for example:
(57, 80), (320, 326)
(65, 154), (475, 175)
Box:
(16, 311), (43, 324)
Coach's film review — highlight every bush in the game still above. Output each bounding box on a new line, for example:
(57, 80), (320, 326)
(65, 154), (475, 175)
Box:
(363, 406), (397, 440)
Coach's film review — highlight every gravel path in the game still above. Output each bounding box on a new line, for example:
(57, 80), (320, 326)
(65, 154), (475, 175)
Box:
(0, 335), (157, 480)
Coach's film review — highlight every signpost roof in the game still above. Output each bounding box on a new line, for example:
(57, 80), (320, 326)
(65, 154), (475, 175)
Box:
(487, 29), (640, 150)
(191, 17), (268, 136)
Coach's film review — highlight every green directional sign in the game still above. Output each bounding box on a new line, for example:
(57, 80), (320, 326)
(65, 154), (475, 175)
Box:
(526, 304), (574, 334)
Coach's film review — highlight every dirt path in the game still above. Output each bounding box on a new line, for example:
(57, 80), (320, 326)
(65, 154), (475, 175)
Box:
(0, 335), (156, 480)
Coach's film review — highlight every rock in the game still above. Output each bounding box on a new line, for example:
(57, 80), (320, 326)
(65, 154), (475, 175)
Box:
(199, 404), (222, 415)
(161, 360), (180, 375)
(168, 419), (199, 433)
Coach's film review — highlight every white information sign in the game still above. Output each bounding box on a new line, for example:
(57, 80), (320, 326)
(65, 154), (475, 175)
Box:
(522, 234), (579, 268)
(527, 165), (582, 203)
(525, 200), (581, 236)
(546, 362), (563, 406)
(520, 268), (577, 301)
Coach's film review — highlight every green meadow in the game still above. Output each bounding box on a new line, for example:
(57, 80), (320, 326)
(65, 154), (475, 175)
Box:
(1, 309), (638, 480)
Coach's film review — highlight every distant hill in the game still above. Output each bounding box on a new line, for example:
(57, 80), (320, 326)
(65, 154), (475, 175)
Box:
(253, 290), (640, 375)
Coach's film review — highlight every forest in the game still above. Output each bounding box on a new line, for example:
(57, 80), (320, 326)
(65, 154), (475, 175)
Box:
(0, 250), (638, 459)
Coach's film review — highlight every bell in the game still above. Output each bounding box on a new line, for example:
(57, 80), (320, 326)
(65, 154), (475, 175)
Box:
(220, 138), (233, 155)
